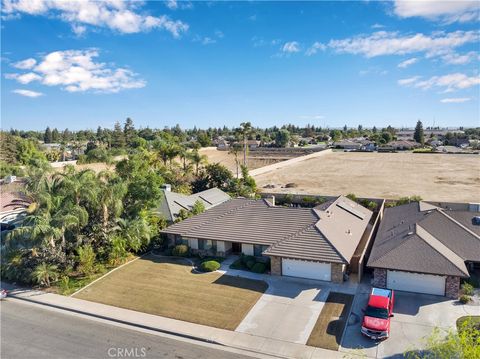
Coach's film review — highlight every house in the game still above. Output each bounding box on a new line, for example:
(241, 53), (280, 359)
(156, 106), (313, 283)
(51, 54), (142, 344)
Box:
(161, 195), (373, 283)
(396, 129), (464, 141)
(217, 139), (230, 151)
(157, 187), (230, 223)
(333, 140), (363, 150)
(367, 202), (480, 298)
(386, 140), (420, 150)
(246, 140), (260, 149)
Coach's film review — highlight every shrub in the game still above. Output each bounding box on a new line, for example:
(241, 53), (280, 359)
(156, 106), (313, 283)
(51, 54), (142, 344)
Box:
(77, 245), (96, 276)
(241, 255), (255, 265)
(230, 258), (244, 270)
(459, 295), (471, 304)
(462, 283), (475, 296)
(201, 260), (220, 272)
(172, 244), (189, 257)
(246, 260), (256, 270)
(251, 262), (266, 273)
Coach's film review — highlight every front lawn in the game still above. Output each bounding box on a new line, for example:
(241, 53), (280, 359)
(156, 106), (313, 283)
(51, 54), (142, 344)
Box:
(74, 254), (268, 330)
(306, 292), (354, 351)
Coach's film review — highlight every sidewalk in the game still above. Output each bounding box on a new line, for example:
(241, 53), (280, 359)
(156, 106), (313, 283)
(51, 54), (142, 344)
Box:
(5, 284), (349, 359)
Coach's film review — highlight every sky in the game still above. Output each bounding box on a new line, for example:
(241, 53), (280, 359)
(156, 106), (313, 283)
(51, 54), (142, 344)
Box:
(1, 0), (479, 131)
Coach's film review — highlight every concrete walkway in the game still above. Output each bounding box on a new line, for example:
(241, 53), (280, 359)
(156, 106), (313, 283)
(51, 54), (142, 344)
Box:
(3, 283), (350, 359)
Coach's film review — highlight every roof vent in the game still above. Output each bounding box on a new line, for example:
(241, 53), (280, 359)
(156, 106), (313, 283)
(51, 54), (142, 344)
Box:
(407, 231), (414, 236)
(473, 216), (480, 226)
(346, 229), (352, 235)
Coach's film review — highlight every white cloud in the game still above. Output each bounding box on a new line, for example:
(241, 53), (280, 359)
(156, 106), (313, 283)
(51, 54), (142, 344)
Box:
(393, 0), (480, 23)
(6, 49), (146, 93)
(398, 76), (421, 85)
(12, 89), (44, 97)
(282, 41), (300, 53)
(329, 30), (479, 58)
(399, 73), (480, 92)
(371, 23), (385, 29)
(305, 42), (326, 56)
(165, 0), (178, 10)
(2, 0), (189, 37)
(13, 58), (36, 69)
(440, 97), (471, 103)
(214, 30), (224, 38)
(202, 37), (216, 45)
(441, 51), (479, 65)
(398, 57), (418, 68)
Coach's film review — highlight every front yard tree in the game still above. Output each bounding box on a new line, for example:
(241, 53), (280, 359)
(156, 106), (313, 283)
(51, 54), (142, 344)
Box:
(239, 122), (254, 166)
(275, 129), (291, 148)
(414, 120), (424, 146)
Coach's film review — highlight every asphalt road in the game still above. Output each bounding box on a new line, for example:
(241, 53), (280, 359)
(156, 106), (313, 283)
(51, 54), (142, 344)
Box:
(1, 300), (252, 359)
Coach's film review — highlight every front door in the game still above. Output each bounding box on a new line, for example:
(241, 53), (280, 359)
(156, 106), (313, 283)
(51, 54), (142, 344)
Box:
(231, 242), (241, 254)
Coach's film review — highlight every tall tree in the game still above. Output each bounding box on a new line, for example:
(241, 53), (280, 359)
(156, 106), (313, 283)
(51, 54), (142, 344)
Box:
(239, 122), (254, 166)
(123, 118), (136, 146)
(111, 121), (126, 148)
(44, 127), (53, 144)
(414, 120), (424, 146)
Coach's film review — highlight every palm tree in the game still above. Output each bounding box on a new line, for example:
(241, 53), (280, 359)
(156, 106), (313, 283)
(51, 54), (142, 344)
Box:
(115, 217), (151, 252)
(178, 146), (193, 175)
(239, 122), (254, 166)
(228, 142), (242, 178)
(33, 263), (59, 287)
(96, 171), (126, 230)
(57, 167), (97, 206)
(189, 149), (207, 176)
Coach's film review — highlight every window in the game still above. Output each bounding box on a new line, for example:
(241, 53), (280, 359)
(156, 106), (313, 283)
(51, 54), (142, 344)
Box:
(175, 236), (188, 245)
(199, 239), (217, 251)
(254, 245), (268, 257)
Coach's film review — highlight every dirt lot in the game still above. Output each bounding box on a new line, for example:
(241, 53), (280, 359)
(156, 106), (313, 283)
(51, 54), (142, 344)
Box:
(199, 147), (286, 173)
(74, 255), (267, 330)
(254, 151), (480, 202)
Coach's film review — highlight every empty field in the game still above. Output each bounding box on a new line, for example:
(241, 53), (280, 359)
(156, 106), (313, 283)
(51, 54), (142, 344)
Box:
(254, 151), (480, 202)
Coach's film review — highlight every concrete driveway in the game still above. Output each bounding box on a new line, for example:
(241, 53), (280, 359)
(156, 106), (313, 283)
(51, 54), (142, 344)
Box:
(340, 288), (478, 358)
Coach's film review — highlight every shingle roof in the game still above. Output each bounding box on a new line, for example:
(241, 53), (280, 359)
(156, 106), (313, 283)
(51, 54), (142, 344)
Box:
(162, 195), (373, 264)
(157, 188), (230, 222)
(367, 202), (479, 277)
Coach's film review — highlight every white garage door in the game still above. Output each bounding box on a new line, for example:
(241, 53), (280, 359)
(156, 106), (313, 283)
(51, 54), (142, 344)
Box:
(282, 259), (331, 281)
(387, 270), (445, 296)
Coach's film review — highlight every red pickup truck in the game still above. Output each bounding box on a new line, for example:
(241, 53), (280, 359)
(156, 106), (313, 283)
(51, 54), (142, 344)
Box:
(361, 287), (395, 340)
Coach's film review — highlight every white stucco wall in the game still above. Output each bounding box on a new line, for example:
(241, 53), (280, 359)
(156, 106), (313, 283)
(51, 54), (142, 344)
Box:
(242, 244), (254, 256)
(188, 238), (198, 250)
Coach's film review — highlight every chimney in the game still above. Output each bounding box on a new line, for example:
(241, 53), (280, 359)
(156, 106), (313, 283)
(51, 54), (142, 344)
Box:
(268, 196), (275, 206)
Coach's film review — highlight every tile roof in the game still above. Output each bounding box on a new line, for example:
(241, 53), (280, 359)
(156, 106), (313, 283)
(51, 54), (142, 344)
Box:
(367, 202), (479, 277)
(162, 195), (373, 264)
(157, 188), (230, 222)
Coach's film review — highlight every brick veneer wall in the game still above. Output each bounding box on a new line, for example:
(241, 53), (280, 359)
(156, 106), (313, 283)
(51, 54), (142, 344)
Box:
(331, 263), (344, 283)
(445, 276), (460, 299)
(372, 268), (387, 287)
(270, 256), (282, 275)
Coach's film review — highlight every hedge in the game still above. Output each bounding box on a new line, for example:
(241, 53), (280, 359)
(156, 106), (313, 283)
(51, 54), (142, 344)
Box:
(201, 260), (220, 272)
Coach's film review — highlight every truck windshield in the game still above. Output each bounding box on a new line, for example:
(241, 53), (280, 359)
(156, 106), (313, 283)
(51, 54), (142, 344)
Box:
(365, 306), (389, 319)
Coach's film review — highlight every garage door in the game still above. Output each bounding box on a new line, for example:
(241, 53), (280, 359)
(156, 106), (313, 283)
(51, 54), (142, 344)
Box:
(387, 270), (445, 296)
(282, 259), (331, 281)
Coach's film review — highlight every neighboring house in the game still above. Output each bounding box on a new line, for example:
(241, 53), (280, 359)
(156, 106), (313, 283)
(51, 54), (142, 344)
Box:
(246, 140), (260, 149)
(157, 187), (230, 223)
(386, 140), (420, 150)
(0, 181), (29, 223)
(368, 202), (480, 298)
(217, 139), (230, 151)
(161, 195), (373, 283)
(333, 140), (362, 150)
(360, 140), (376, 151)
(396, 129), (464, 141)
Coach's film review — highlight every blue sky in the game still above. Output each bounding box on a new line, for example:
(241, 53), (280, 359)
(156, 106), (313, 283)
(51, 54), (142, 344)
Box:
(1, 0), (479, 130)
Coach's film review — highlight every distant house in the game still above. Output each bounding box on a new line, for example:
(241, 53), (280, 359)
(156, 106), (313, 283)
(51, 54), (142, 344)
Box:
(386, 140), (420, 150)
(162, 195), (373, 283)
(217, 139), (230, 151)
(368, 202), (480, 298)
(396, 129), (464, 141)
(360, 139), (376, 151)
(246, 140), (260, 149)
(157, 187), (230, 223)
(333, 140), (362, 150)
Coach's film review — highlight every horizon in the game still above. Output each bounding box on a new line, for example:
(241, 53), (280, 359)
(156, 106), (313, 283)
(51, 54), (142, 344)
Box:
(1, 1), (479, 130)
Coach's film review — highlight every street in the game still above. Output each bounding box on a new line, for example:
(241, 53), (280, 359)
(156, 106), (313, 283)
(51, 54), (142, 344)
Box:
(1, 300), (252, 359)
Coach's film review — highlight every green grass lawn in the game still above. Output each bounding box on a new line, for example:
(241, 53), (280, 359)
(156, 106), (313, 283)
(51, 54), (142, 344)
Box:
(74, 254), (268, 330)
(306, 292), (354, 351)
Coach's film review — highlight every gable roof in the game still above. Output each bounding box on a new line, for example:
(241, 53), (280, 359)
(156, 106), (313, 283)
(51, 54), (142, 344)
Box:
(163, 195), (373, 264)
(367, 202), (479, 277)
(157, 188), (230, 222)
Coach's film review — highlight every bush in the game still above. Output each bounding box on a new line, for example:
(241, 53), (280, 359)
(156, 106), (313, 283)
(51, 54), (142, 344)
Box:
(241, 255), (255, 265)
(459, 295), (471, 304)
(462, 283), (475, 296)
(172, 244), (189, 257)
(230, 258), (244, 270)
(201, 260), (220, 272)
(246, 260), (256, 270)
(251, 262), (266, 273)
